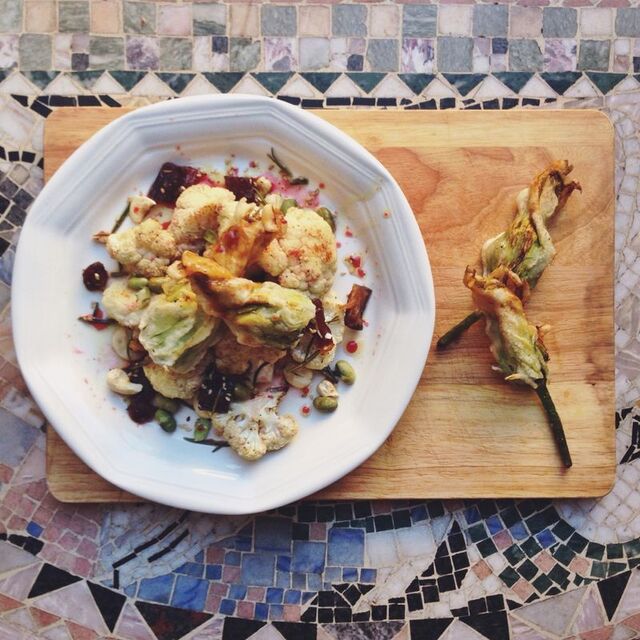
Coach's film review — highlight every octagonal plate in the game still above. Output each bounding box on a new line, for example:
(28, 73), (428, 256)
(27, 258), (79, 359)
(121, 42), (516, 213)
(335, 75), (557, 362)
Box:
(12, 95), (434, 514)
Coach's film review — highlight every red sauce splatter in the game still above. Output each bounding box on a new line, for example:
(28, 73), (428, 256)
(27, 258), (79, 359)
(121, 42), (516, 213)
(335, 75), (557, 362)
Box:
(319, 182), (325, 189)
(301, 405), (311, 416)
(383, 210), (391, 218)
(346, 340), (358, 354)
(357, 268), (366, 278)
(220, 227), (240, 250)
(345, 228), (353, 238)
(349, 255), (361, 269)
(133, 206), (139, 213)
(161, 221), (170, 229)
(301, 386), (310, 397)
(249, 160), (257, 168)
(336, 241), (342, 248)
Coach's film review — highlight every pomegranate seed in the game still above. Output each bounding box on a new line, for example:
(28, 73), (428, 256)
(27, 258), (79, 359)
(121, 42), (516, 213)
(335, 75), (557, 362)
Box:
(346, 340), (358, 354)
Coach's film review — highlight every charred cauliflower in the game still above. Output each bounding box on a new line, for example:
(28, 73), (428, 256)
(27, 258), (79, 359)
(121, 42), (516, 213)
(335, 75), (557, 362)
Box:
(258, 207), (337, 297)
(143, 361), (205, 400)
(212, 393), (298, 461)
(102, 280), (151, 327)
(107, 218), (177, 277)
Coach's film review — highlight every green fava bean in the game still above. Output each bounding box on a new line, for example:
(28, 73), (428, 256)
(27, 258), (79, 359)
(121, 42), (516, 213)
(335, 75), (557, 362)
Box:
(128, 276), (149, 290)
(313, 396), (338, 413)
(152, 394), (181, 414)
(232, 382), (253, 402)
(193, 418), (211, 442)
(315, 207), (336, 232)
(281, 198), (297, 214)
(335, 360), (356, 385)
(155, 409), (176, 433)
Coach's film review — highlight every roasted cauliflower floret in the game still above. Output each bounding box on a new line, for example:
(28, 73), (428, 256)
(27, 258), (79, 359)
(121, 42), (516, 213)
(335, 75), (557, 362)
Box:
(107, 218), (177, 277)
(212, 394), (298, 460)
(258, 207), (337, 296)
(169, 184), (236, 246)
(143, 361), (205, 400)
(214, 330), (285, 375)
(128, 195), (156, 224)
(102, 280), (150, 327)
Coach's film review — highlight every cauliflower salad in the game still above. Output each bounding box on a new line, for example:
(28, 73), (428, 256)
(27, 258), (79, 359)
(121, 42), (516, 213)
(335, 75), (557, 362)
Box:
(80, 154), (371, 461)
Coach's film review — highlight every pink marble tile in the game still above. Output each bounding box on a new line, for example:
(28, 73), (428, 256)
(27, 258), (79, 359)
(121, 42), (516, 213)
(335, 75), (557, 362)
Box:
(0, 594), (21, 612)
(401, 38), (435, 73)
(77, 539), (98, 561)
(56, 551), (77, 574)
(283, 605), (301, 622)
(264, 37), (297, 72)
(569, 555), (590, 574)
(206, 547), (225, 564)
(223, 566), (240, 582)
(246, 587), (265, 601)
(158, 5), (192, 36)
(58, 532), (80, 552)
(472, 560), (491, 579)
(39, 545), (60, 564)
(204, 593), (221, 614)
(580, 627), (613, 640)
(42, 525), (63, 543)
(14, 496), (37, 520)
(623, 613), (640, 630)
(493, 530), (512, 551)
(29, 607), (60, 629)
(309, 523), (326, 540)
(511, 579), (535, 601)
(73, 557), (92, 578)
(0, 464), (13, 483)
(25, 480), (47, 501)
(0, 564), (41, 601)
(544, 39), (577, 72)
(68, 515), (97, 539)
(210, 582), (229, 596)
(7, 515), (27, 530)
(4, 488), (22, 511)
(533, 551), (555, 573)
(66, 620), (98, 640)
(372, 501), (393, 515)
(236, 601), (254, 619)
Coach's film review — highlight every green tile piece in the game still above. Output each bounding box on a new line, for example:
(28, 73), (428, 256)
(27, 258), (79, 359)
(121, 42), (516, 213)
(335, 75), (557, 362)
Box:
(504, 545), (526, 567)
(443, 73), (485, 96)
(22, 70), (58, 89)
(70, 70), (104, 89)
(156, 73), (195, 94)
(347, 72), (385, 94)
(586, 72), (626, 95)
(252, 72), (292, 94)
(19, 35), (52, 70)
(203, 71), (243, 92)
(498, 567), (519, 587)
(59, 1), (90, 33)
(540, 71), (582, 95)
(109, 70), (146, 91)
(590, 562), (607, 578)
(300, 72), (340, 93)
(493, 72), (533, 93)
(124, 1), (156, 35)
(398, 73), (434, 95)
(159, 38), (192, 71)
(606, 543), (624, 560)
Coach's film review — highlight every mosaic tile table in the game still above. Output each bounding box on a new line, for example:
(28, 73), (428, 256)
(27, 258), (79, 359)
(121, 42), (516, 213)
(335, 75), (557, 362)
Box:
(2, 1), (640, 639)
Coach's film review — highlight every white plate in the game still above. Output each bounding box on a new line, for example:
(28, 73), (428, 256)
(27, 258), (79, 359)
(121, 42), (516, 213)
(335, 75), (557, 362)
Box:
(12, 95), (434, 514)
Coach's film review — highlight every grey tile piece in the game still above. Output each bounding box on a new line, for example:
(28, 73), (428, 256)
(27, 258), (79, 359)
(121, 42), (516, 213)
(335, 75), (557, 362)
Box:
(0, 0), (22, 32)
(616, 8), (640, 37)
(542, 8), (577, 38)
(261, 5), (296, 37)
(437, 36), (473, 72)
(124, 2), (156, 35)
(230, 37), (260, 71)
(402, 5), (437, 38)
(71, 52), (89, 71)
(332, 5), (367, 38)
(193, 4), (226, 36)
(19, 34), (51, 70)
(578, 39), (611, 71)
(299, 37), (330, 71)
(59, 1), (90, 33)
(366, 38), (398, 71)
(125, 35), (159, 70)
(90, 36), (124, 69)
(509, 38), (543, 71)
(159, 37), (192, 70)
(473, 5), (508, 37)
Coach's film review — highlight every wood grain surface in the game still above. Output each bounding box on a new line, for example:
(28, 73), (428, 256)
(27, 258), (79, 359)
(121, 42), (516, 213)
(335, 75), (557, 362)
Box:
(44, 107), (616, 503)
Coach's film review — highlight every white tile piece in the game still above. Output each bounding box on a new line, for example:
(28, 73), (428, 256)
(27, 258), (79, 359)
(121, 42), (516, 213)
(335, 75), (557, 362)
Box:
(231, 75), (271, 96)
(42, 74), (88, 96)
(371, 74), (414, 99)
(519, 75), (558, 98)
(364, 530), (400, 567)
(324, 74), (363, 98)
(181, 75), (218, 97)
(471, 75), (515, 99)
(130, 73), (176, 97)
(423, 76), (457, 98)
(91, 72), (126, 94)
(440, 619), (487, 640)
(279, 74), (321, 99)
(0, 543), (40, 577)
(248, 625), (286, 640)
(395, 525), (436, 559)
(564, 76), (600, 98)
(114, 603), (156, 640)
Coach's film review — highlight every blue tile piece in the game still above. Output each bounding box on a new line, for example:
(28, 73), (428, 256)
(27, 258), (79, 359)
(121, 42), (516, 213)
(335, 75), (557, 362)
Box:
(537, 529), (556, 549)
(124, 583), (137, 597)
(487, 516), (503, 535)
(284, 589), (301, 604)
(171, 576), (209, 611)
(307, 574), (322, 590)
(465, 507), (481, 524)
(255, 517), (292, 553)
(225, 551), (241, 566)
(292, 541), (326, 574)
(302, 591), (315, 604)
(175, 562), (204, 578)
(267, 587), (284, 604)
(510, 522), (529, 541)
(324, 566), (341, 583)
(343, 567), (358, 582)
(276, 571), (290, 589)
(26, 521), (43, 537)
(241, 553), (276, 586)
(360, 569), (377, 583)
(277, 556), (291, 572)
(0, 408), (38, 467)
(229, 584), (247, 600)
(194, 551), (204, 563)
(219, 599), (236, 616)
(255, 603), (269, 620)
(410, 505), (428, 523)
(138, 575), (174, 604)
(292, 573), (306, 589)
(205, 565), (222, 580)
(270, 604), (284, 619)
(328, 528), (364, 566)
(235, 536), (252, 552)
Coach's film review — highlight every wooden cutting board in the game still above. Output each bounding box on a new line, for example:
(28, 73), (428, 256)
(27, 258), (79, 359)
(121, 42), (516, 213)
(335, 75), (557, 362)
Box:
(44, 107), (615, 502)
